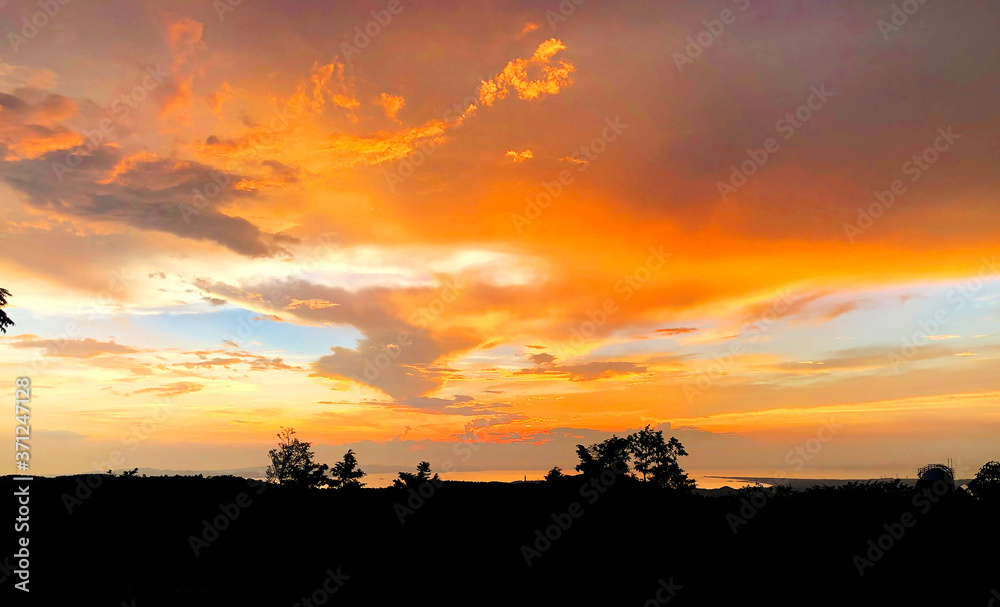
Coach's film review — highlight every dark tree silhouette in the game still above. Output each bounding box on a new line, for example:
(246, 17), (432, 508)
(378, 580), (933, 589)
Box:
(544, 466), (564, 482)
(574, 435), (631, 476)
(265, 427), (329, 489)
(0, 288), (14, 334)
(575, 428), (694, 491)
(627, 425), (662, 482)
(574, 444), (601, 476)
(968, 460), (1000, 501)
(329, 448), (366, 489)
(394, 461), (439, 488)
(627, 425), (695, 492)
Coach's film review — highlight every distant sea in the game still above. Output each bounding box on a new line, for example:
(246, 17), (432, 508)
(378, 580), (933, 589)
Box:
(363, 468), (927, 489)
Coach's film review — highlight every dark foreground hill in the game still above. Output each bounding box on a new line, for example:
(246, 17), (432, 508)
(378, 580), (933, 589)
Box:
(3, 474), (998, 605)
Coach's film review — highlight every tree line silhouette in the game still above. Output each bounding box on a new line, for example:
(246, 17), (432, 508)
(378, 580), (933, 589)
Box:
(265, 424), (1000, 504)
(263, 427), (449, 491)
(265, 427), (367, 489)
(263, 425), (699, 492)
(568, 424), (696, 491)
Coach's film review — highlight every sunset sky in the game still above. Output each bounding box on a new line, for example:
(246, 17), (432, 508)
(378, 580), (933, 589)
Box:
(1, 0), (998, 483)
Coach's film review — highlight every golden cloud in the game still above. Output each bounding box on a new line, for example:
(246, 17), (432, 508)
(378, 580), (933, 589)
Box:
(288, 60), (360, 117)
(379, 93), (405, 120)
(478, 38), (574, 107)
(506, 149), (533, 163)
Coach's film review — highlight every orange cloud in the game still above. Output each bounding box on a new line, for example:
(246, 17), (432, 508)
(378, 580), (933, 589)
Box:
(233, 177), (291, 192)
(379, 92), (405, 120)
(0, 63), (57, 90)
(205, 82), (236, 113)
(97, 151), (162, 184)
(288, 60), (360, 117)
(506, 149), (533, 163)
(478, 39), (575, 107)
(0, 90), (81, 159)
(167, 18), (206, 66)
(10, 336), (141, 358)
(186, 42), (575, 180)
(0, 127), (81, 160)
(161, 18), (207, 122)
(325, 121), (447, 167)
(655, 328), (699, 336)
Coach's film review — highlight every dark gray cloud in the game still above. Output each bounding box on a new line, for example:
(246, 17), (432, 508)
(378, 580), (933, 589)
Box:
(201, 279), (482, 406)
(0, 88), (298, 257)
(528, 352), (556, 365)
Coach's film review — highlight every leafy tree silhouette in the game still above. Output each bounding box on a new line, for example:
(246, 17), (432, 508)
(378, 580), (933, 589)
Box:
(329, 449), (366, 489)
(265, 427), (329, 489)
(627, 425), (695, 492)
(394, 461), (439, 488)
(575, 435), (631, 476)
(968, 460), (1000, 502)
(574, 444), (601, 476)
(575, 428), (695, 491)
(544, 466), (564, 482)
(628, 425), (662, 482)
(0, 288), (14, 334)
